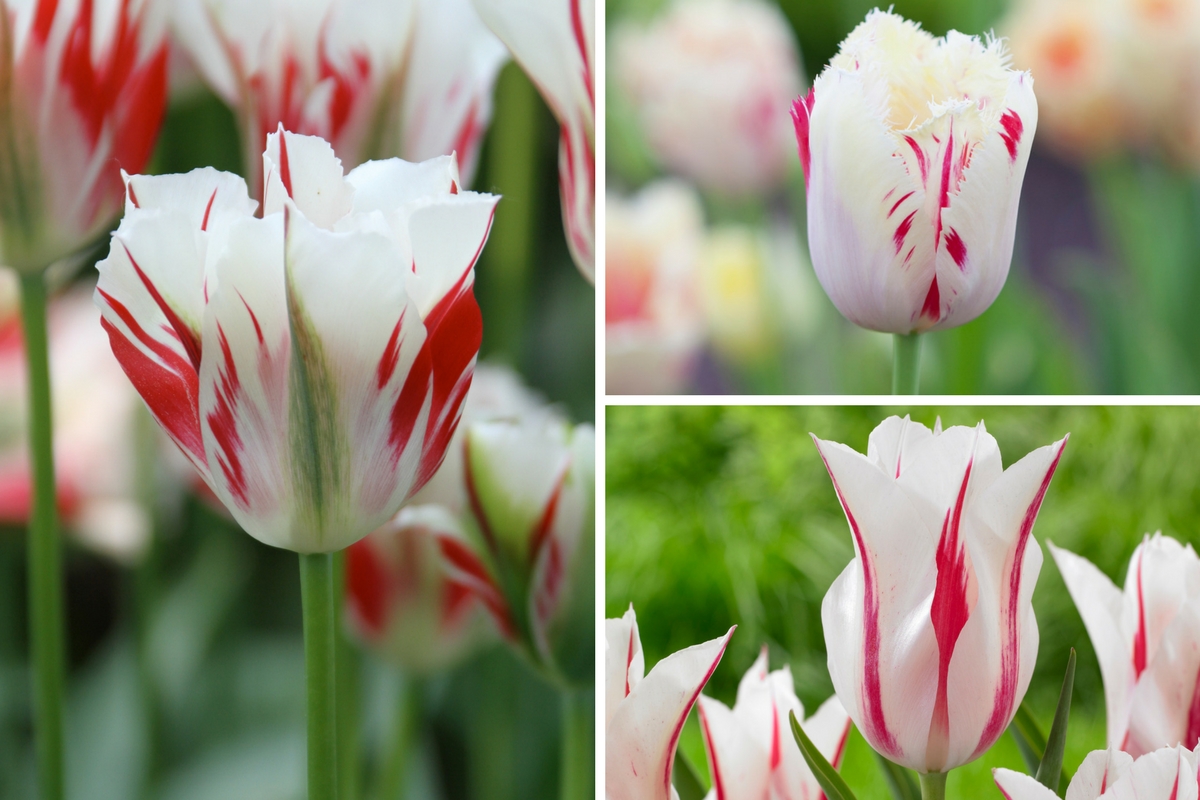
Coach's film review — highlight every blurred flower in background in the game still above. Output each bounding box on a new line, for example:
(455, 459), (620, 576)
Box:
(606, 180), (706, 394)
(614, 0), (803, 199)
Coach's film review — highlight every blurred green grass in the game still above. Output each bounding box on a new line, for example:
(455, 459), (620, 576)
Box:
(607, 405), (1200, 795)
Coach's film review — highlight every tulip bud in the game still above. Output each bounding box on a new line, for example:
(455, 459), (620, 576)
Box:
(697, 647), (852, 800)
(1050, 533), (1200, 757)
(606, 605), (735, 800)
(995, 743), (1198, 800)
(0, 0), (167, 273)
(816, 415), (1066, 773)
(615, 0), (803, 198)
(606, 181), (705, 395)
(794, 10), (1038, 334)
(344, 505), (495, 674)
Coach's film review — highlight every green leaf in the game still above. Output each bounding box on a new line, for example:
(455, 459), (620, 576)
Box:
(1008, 703), (1046, 776)
(1035, 648), (1076, 794)
(672, 748), (705, 800)
(875, 752), (920, 800)
(789, 710), (857, 800)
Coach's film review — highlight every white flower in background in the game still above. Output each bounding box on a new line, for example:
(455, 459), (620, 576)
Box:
(606, 181), (705, 395)
(616, 0), (804, 198)
(995, 743), (1200, 800)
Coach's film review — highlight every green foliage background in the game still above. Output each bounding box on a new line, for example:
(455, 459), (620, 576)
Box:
(606, 405), (1200, 796)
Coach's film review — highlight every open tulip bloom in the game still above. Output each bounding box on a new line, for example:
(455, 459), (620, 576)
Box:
(792, 10), (1037, 392)
(814, 416), (1066, 786)
(697, 647), (852, 800)
(606, 605), (735, 800)
(995, 742), (1200, 800)
(1050, 533), (1200, 757)
(93, 127), (497, 800)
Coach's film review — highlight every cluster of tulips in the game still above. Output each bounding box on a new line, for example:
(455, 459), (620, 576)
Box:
(607, 416), (1200, 800)
(0, 0), (594, 798)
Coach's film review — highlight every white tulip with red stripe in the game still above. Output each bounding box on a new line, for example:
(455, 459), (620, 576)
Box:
(815, 415), (1066, 773)
(792, 10), (1037, 333)
(994, 743), (1199, 800)
(697, 647), (852, 800)
(470, 0), (595, 281)
(606, 605), (735, 800)
(1050, 533), (1200, 758)
(94, 127), (498, 553)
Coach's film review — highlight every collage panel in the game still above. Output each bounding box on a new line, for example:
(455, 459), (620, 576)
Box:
(606, 404), (1200, 798)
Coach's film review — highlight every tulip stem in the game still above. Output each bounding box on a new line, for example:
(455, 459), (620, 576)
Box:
(919, 772), (947, 800)
(301, 552), (338, 800)
(560, 688), (594, 800)
(19, 271), (66, 800)
(892, 333), (922, 394)
(376, 676), (422, 800)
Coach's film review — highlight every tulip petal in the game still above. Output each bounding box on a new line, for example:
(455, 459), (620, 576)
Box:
(1102, 746), (1199, 800)
(606, 626), (734, 800)
(697, 694), (770, 800)
(1065, 748), (1132, 800)
(1124, 536), (1200, 689)
(347, 156), (460, 214)
(1126, 602), (1200, 756)
(263, 129), (356, 229)
(865, 414), (935, 478)
(993, 768), (1060, 800)
(606, 606), (645, 728)
(1048, 542), (1135, 751)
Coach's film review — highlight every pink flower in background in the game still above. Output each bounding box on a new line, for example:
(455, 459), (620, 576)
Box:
(172, 0), (506, 191)
(0, 0), (168, 273)
(606, 605), (735, 800)
(793, 11), (1038, 334)
(470, 0), (595, 281)
(0, 279), (162, 562)
(815, 415), (1066, 773)
(1050, 533), (1200, 757)
(994, 743), (1199, 800)
(94, 129), (498, 553)
(344, 504), (496, 673)
(616, 0), (803, 198)
(697, 647), (852, 800)
(606, 181), (705, 395)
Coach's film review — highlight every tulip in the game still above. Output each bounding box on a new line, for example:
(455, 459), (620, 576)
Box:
(94, 128), (497, 553)
(815, 415), (1067, 775)
(697, 647), (852, 800)
(615, 0), (803, 199)
(606, 181), (706, 395)
(172, 0), (507, 192)
(606, 605), (736, 800)
(470, 0), (595, 280)
(792, 11), (1038, 342)
(1049, 533), (1200, 757)
(344, 504), (495, 673)
(0, 0), (168, 274)
(994, 743), (1198, 800)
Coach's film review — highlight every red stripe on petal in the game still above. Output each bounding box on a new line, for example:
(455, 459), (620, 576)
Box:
(625, 625), (636, 698)
(814, 439), (900, 758)
(527, 468), (567, 567)
(945, 228), (968, 271)
(974, 439), (1068, 756)
(1000, 110), (1023, 163)
(921, 277), (941, 323)
(345, 538), (390, 639)
(121, 241), (202, 370)
(376, 311), (406, 390)
(279, 127), (293, 197)
(98, 294), (204, 466)
(664, 633), (731, 796)
(204, 325), (249, 508)
(698, 701), (726, 800)
(888, 191), (915, 218)
(904, 136), (928, 184)
(894, 210), (917, 256)
(1134, 551), (1148, 678)
(1184, 664), (1200, 748)
(791, 89), (816, 191)
(569, 0), (593, 106)
(436, 533), (515, 638)
(201, 188), (217, 232)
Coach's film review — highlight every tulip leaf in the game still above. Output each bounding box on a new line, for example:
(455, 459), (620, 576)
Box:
(790, 710), (857, 800)
(1008, 703), (1047, 776)
(875, 752), (920, 800)
(1035, 648), (1076, 795)
(672, 748), (706, 800)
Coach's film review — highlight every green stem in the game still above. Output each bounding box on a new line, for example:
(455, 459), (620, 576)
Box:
(334, 552), (359, 800)
(19, 271), (65, 800)
(301, 552), (338, 800)
(376, 677), (422, 800)
(892, 333), (922, 395)
(919, 772), (947, 800)
(560, 688), (594, 800)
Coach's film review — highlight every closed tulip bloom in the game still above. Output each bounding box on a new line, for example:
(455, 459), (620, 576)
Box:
(0, 0), (168, 273)
(994, 743), (1199, 800)
(606, 606), (735, 800)
(793, 11), (1038, 333)
(697, 647), (852, 800)
(344, 504), (495, 673)
(94, 128), (498, 553)
(1050, 534), (1200, 757)
(470, 0), (595, 281)
(815, 415), (1067, 773)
